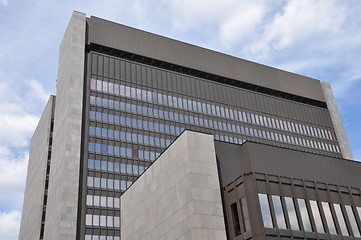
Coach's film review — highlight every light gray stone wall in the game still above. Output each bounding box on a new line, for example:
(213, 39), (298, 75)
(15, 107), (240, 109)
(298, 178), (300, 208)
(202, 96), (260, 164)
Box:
(19, 96), (55, 240)
(43, 11), (86, 240)
(121, 131), (227, 240)
(321, 82), (353, 160)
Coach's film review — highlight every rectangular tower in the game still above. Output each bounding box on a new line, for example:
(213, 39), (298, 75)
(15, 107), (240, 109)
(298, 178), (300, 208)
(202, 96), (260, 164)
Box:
(20, 11), (356, 240)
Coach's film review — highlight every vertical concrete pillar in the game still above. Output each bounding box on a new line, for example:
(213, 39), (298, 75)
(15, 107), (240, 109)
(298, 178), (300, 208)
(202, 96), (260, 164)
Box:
(321, 82), (353, 160)
(44, 11), (86, 240)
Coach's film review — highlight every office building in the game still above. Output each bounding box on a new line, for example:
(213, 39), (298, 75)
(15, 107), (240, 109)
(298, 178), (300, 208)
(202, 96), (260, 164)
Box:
(19, 11), (360, 240)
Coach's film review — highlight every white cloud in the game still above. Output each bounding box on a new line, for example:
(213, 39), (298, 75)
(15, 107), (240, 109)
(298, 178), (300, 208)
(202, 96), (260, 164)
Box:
(0, 114), (39, 147)
(218, 2), (266, 48)
(0, 146), (28, 203)
(25, 79), (50, 103)
(0, 211), (21, 240)
(0, 79), (49, 148)
(165, 0), (267, 44)
(0, 0), (8, 6)
(247, 0), (346, 56)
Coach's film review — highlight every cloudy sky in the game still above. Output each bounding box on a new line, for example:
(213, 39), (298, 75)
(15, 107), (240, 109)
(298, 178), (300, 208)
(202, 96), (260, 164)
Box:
(1, 0), (361, 239)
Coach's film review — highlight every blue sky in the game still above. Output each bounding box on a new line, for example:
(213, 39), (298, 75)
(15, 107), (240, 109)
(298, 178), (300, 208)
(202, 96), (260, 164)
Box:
(0, 0), (360, 239)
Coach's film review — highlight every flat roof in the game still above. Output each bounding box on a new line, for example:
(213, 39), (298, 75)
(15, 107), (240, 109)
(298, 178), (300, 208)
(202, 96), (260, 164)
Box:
(87, 16), (325, 103)
(215, 141), (361, 189)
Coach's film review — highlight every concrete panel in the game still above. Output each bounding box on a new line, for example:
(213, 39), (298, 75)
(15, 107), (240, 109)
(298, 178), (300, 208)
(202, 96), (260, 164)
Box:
(43, 11), (86, 240)
(19, 96), (55, 240)
(121, 131), (227, 240)
(87, 16), (325, 102)
(321, 82), (353, 160)
(215, 141), (361, 189)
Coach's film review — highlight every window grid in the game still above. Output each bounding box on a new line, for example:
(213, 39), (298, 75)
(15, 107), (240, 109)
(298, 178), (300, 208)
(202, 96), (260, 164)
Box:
(90, 81), (337, 144)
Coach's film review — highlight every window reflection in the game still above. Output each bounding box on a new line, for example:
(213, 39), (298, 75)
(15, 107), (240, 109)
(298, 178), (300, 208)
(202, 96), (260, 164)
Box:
(240, 197), (251, 233)
(272, 195), (287, 229)
(334, 204), (349, 236)
(89, 80), (340, 153)
(259, 193), (273, 228)
(310, 200), (325, 233)
(297, 199), (313, 232)
(321, 202), (337, 235)
(345, 205), (361, 237)
(285, 197), (300, 231)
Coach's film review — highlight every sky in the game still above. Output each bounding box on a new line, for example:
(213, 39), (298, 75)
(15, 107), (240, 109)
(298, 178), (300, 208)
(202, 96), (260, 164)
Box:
(0, 0), (360, 239)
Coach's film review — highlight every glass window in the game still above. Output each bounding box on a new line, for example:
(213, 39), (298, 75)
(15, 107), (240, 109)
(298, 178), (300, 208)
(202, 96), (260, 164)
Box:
(108, 161), (113, 171)
(259, 193), (274, 228)
(139, 166), (145, 174)
(88, 142), (95, 152)
(100, 215), (106, 226)
(240, 197), (251, 233)
(94, 160), (100, 170)
(101, 161), (107, 171)
(119, 85), (125, 97)
(101, 196), (106, 207)
(231, 203), (241, 236)
(101, 144), (107, 154)
(86, 195), (93, 205)
(151, 92), (157, 103)
(114, 217), (120, 228)
(121, 181), (126, 191)
(114, 198), (120, 208)
(108, 179), (113, 189)
(93, 215), (99, 226)
(96, 112), (102, 121)
(297, 199), (313, 232)
(87, 177), (93, 187)
(321, 202), (337, 235)
(114, 162), (120, 172)
(114, 83), (119, 95)
(173, 96), (178, 108)
(114, 180), (120, 190)
(141, 89), (146, 101)
(133, 165), (139, 175)
(345, 205), (360, 237)
(101, 178), (107, 188)
(131, 87), (136, 99)
(201, 103), (206, 114)
(107, 216), (113, 227)
(95, 143), (101, 153)
(86, 214), (92, 225)
(96, 80), (102, 92)
(94, 195), (99, 206)
(310, 200), (325, 233)
(127, 164), (132, 174)
(285, 197), (300, 231)
(125, 86), (131, 97)
(334, 204), (350, 236)
(272, 195), (287, 229)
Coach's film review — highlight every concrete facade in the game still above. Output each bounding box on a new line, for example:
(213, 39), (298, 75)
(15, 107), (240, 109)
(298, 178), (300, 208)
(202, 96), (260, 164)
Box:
(19, 96), (55, 240)
(43, 12), (86, 240)
(321, 82), (353, 160)
(87, 16), (325, 103)
(121, 131), (227, 240)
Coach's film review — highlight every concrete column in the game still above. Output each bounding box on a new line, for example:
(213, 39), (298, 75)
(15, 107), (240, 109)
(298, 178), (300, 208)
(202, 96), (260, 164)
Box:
(321, 82), (353, 160)
(44, 11), (86, 240)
